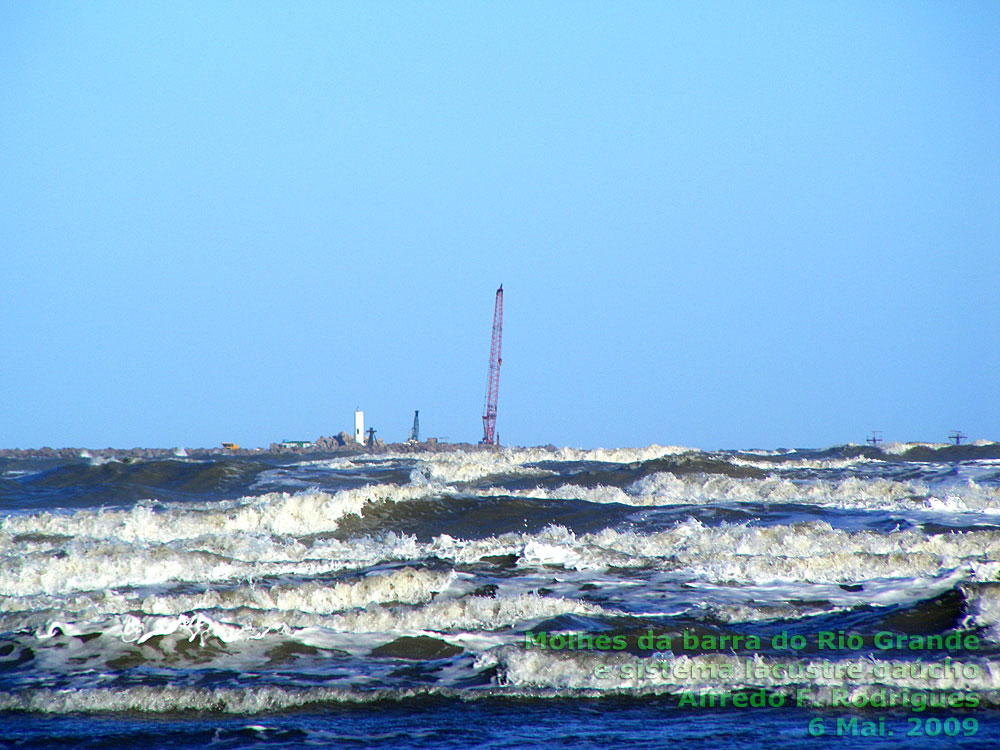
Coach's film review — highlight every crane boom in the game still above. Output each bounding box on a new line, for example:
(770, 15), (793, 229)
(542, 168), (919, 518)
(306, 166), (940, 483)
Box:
(481, 285), (503, 445)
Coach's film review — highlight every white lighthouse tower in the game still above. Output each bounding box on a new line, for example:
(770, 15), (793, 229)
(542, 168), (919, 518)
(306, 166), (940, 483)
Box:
(354, 409), (364, 444)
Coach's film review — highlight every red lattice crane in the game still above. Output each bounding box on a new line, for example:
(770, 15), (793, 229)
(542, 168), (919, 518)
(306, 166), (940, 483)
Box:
(481, 285), (503, 445)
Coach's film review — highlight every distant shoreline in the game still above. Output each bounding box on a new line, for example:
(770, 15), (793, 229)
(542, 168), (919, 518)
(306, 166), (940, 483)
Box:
(1, 440), (996, 462)
(0, 440), (550, 461)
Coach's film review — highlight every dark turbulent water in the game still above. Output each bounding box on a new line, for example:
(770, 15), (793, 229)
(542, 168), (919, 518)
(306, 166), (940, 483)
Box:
(1, 442), (1000, 748)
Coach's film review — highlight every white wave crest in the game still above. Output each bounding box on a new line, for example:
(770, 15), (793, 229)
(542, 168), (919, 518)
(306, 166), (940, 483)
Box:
(0, 483), (440, 547)
(498, 647), (1000, 695)
(321, 593), (614, 634)
(627, 473), (1000, 513)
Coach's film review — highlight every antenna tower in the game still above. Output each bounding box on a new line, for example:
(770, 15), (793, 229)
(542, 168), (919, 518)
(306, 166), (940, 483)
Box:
(949, 430), (967, 445)
(481, 285), (503, 445)
(410, 410), (420, 442)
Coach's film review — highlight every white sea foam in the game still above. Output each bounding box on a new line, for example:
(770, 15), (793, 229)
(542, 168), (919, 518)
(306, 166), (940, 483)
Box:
(543, 445), (695, 463)
(629, 473), (920, 507)
(0, 483), (440, 546)
(1, 448), (997, 633)
(428, 520), (1000, 585)
(0, 674), (994, 714)
(0, 685), (424, 714)
(20, 592), (613, 660)
(306, 445), (697, 486)
(116, 612), (273, 645)
(498, 647), (1000, 694)
(3, 508), (997, 602)
(320, 593), (614, 634)
(628, 473), (1000, 513)
(963, 583), (1000, 644)
(6, 443), (999, 718)
(409, 453), (554, 485)
(583, 521), (998, 582)
(0, 530), (436, 599)
(149, 569), (465, 617)
(494, 474), (1000, 519)
(1, 568), (466, 625)
(727, 455), (874, 471)
(507, 484), (634, 505)
(409, 445), (696, 484)
(882, 442), (949, 455)
(880, 439), (999, 455)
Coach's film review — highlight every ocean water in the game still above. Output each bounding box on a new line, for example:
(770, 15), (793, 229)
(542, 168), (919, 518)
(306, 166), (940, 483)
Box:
(1, 442), (1000, 748)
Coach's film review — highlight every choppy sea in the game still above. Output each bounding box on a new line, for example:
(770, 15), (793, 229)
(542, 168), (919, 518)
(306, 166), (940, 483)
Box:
(2, 442), (1000, 748)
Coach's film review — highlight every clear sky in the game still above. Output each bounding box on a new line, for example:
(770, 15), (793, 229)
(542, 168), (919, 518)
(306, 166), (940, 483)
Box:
(1, 2), (997, 451)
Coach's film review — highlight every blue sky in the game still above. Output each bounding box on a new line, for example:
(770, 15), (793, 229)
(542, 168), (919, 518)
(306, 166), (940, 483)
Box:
(1, 2), (997, 450)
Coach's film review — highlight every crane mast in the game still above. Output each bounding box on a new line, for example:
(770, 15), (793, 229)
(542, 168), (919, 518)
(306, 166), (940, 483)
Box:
(481, 285), (503, 445)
